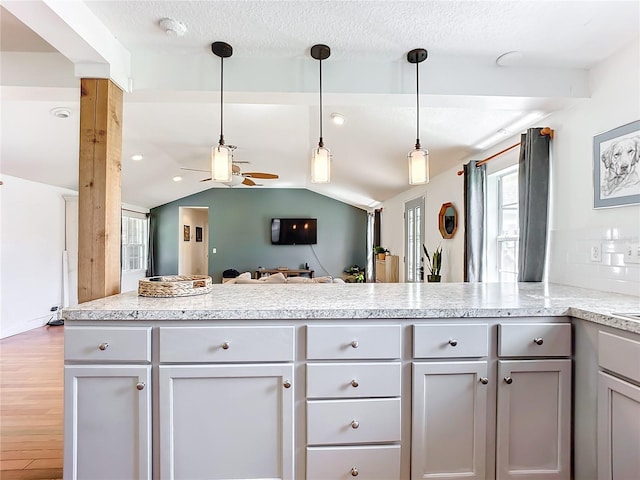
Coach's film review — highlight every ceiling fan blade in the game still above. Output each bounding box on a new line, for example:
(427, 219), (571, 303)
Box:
(242, 178), (256, 186)
(232, 164), (241, 174)
(181, 167), (210, 173)
(243, 172), (279, 179)
(200, 178), (212, 182)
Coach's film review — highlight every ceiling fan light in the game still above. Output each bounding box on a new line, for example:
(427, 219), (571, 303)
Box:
(408, 148), (429, 185)
(311, 146), (331, 183)
(211, 144), (232, 182)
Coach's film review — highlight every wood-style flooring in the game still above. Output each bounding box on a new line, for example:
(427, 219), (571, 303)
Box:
(0, 325), (64, 480)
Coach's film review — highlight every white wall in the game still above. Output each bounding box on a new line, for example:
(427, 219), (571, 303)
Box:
(381, 39), (640, 295)
(547, 40), (640, 296)
(0, 176), (76, 338)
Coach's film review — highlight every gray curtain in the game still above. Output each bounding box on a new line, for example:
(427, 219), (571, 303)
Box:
(147, 212), (156, 277)
(518, 128), (551, 281)
(464, 160), (486, 282)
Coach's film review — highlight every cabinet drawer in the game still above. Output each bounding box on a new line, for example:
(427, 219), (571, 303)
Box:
(599, 331), (640, 384)
(65, 326), (151, 362)
(159, 326), (294, 363)
(413, 324), (488, 358)
(307, 325), (401, 360)
(307, 445), (400, 480)
(307, 398), (401, 445)
(307, 362), (401, 398)
(499, 323), (571, 357)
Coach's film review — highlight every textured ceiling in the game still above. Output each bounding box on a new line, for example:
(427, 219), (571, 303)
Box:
(1, 1), (639, 209)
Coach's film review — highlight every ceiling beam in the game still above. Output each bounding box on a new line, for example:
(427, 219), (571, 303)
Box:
(130, 53), (590, 100)
(1, 0), (131, 91)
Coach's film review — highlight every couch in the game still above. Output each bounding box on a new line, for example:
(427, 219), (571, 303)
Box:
(224, 272), (345, 284)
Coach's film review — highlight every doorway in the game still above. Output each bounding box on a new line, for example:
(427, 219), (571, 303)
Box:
(404, 196), (425, 282)
(178, 207), (209, 275)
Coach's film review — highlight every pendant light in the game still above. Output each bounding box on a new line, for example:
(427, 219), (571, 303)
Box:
(407, 48), (429, 185)
(211, 41), (233, 183)
(310, 44), (331, 183)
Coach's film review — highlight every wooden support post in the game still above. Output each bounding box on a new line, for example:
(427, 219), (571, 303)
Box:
(78, 78), (123, 303)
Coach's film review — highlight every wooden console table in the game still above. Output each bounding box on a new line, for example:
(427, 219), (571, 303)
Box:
(256, 268), (315, 279)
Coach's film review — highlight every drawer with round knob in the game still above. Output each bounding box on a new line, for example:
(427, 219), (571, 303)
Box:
(307, 362), (401, 398)
(307, 398), (401, 445)
(159, 326), (294, 363)
(499, 323), (571, 358)
(413, 323), (488, 358)
(307, 444), (400, 480)
(64, 326), (151, 362)
(306, 325), (401, 360)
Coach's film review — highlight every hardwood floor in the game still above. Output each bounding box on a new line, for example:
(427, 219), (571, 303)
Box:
(0, 326), (64, 480)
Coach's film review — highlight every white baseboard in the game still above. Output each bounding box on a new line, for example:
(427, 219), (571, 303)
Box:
(0, 315), (53, 339)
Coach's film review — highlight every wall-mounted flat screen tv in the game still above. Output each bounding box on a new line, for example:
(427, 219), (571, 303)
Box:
(271, 218), (317, 245)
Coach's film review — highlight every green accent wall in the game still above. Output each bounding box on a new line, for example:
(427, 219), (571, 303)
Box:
(151, 188), (368, 283)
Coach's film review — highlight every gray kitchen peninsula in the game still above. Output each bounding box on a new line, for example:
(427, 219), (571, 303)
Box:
(62, 282), (640, 480)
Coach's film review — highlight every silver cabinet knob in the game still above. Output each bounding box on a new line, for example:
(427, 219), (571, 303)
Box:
(283, 380), (291, 389)
(479, 377), (489, 385)
(351, 467), (359, 476)
(136, 382), (145, 391)
(533, 337), (544, 345)
(351, 340), (359, 349)
(448, 339), (458, 347)
(221, 341), (230, 350)
(98, 342), (109, 351)
(504, 376), (513, 384)
(351, 420), (359, 429)
(351, 379), (359, 388)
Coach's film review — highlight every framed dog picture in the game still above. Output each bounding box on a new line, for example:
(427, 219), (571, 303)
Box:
(593, 120), (640, 208)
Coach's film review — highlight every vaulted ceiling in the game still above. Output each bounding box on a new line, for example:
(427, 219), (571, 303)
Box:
(1, 1), (638, 209)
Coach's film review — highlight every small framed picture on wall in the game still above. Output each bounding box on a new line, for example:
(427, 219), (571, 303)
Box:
(593, 119), (640, 208)
(183, 225), (190, 241)
(195, 226), (203, 242)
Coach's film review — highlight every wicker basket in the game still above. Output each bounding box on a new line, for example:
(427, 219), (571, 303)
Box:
(138, 275), (212, 297)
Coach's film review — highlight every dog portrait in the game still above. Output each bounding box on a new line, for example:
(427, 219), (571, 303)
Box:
(594, 121), (640, 208)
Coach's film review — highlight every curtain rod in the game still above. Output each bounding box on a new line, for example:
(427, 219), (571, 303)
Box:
(456, 127), (554, 176)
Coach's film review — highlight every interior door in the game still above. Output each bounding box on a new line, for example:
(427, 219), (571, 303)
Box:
(405, 197), (425, 282)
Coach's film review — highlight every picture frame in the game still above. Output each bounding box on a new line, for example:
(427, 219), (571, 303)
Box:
(183, 225), (190, 241)
(195, 226), (203, 242)
(593, 119), (640, 208)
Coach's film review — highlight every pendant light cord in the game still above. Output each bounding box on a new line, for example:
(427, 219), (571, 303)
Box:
(415, 60), (420, 149)
(219, 56), (224, 145)
(318, 56), (324, 147)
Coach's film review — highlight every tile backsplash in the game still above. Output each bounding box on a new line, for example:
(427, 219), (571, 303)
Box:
(549, 226), (640, 296)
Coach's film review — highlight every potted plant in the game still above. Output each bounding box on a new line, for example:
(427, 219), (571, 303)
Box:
(422, 244), (442, 282)
(344, 265), (365, 283)
(374, 246), (389, 260)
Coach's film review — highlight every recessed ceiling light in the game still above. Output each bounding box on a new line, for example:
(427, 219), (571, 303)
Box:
(131, 154), (144, 161)
(496, 51), (524, 67)
(172, 176), (183, 182)
(331, 113), (345, 126)
(50, 108), (71, 119)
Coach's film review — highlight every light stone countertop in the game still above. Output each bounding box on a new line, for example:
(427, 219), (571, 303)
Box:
(62, 282), (640, 334)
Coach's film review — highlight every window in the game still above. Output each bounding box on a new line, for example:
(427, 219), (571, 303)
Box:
(405, 197), (425, 282)
(487, 166), (519, 282)
(121, 212), (148, 272)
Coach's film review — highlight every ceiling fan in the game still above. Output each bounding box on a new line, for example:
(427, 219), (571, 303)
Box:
(180, 145), (279, 186)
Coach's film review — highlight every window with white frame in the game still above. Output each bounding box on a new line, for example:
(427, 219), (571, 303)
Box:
(487, 165), (519, 282)
(121, 211), (148, 272)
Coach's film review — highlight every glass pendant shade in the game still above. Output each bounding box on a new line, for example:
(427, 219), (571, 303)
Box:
(211, 144), (232, 182)
(408, 147), (429, 185)
(311, 145), (331, 183)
